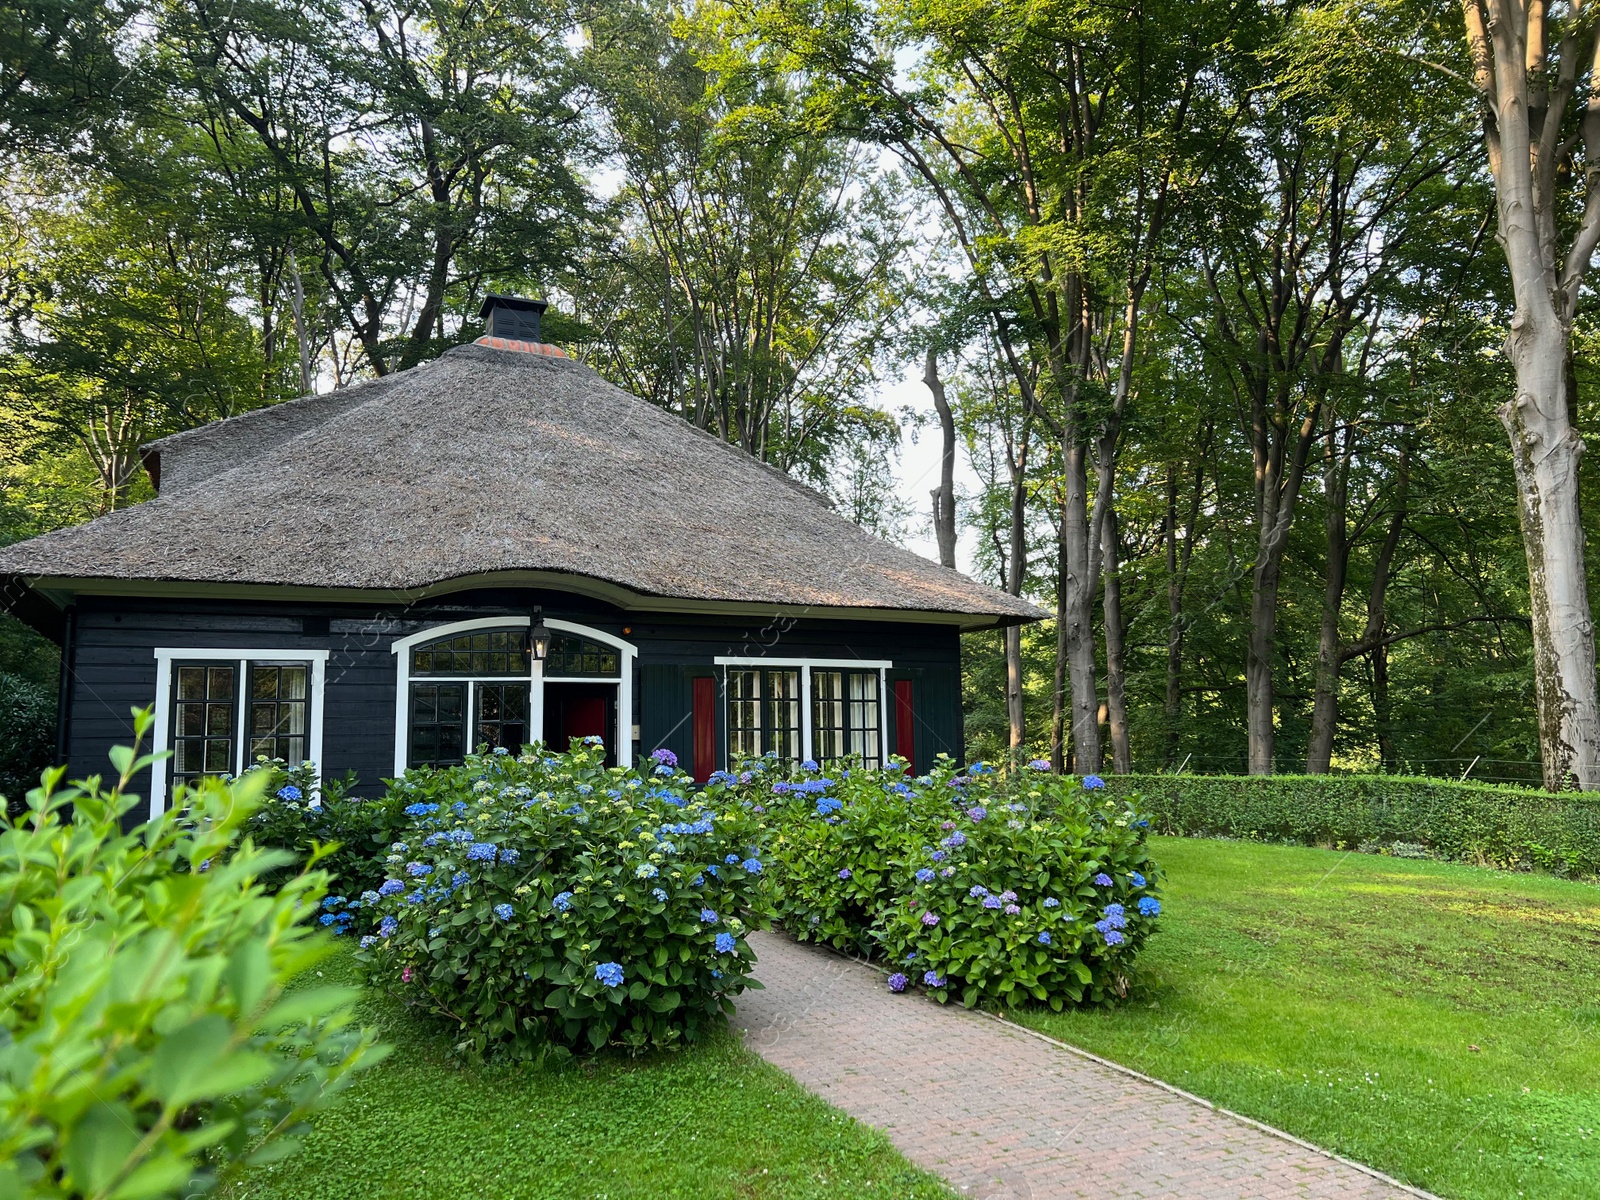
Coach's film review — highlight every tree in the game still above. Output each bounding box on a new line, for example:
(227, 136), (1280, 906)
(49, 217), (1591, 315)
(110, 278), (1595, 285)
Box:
(1458, 0), (1600, 788)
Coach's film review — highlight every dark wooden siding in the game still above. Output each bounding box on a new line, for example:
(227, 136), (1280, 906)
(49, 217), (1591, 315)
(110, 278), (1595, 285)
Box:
(61, 588), (969, 804)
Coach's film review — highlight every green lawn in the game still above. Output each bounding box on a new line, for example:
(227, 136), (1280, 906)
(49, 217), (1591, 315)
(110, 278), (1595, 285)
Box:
(1013, 836), (1600, 1200)
(223, 954), (952, 1200)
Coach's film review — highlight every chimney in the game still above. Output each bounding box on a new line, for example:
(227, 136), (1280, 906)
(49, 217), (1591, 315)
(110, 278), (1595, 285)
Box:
(479, 293), (548, 343)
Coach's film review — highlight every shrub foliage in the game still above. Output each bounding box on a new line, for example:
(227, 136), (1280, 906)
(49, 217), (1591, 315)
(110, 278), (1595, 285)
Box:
(240, 757), (404, 896)
(753, 758), (1162, 1008)
(354, 742), (766, 1058)
(0, 714), (384, 1199)
(1108, 773), (1600, 877)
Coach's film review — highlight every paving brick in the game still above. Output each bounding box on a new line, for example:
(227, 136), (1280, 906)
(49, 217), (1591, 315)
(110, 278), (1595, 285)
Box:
(738, 931), (1433, 1200)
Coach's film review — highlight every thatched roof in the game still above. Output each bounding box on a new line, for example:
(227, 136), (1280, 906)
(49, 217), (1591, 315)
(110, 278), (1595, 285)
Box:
(0, 343), (1045, 627)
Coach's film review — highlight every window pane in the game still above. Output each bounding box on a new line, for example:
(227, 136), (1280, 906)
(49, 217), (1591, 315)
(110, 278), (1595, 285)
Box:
(474, 683), (530, 755)
(411, 628), (530, 677)
(208, 666), (234, 698)
(547, 633), (621, 678)
(409, 682), (467, 768)
(178, 666), (206, 700)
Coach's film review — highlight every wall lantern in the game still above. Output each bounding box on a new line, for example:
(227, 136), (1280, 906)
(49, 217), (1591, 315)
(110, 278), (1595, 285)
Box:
(529, 610), (552, 662)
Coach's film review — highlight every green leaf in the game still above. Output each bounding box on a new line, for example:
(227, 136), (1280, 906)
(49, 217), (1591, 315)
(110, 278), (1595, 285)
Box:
(63, 1102), (142, 1195)
(147, 1014), (235, 1106)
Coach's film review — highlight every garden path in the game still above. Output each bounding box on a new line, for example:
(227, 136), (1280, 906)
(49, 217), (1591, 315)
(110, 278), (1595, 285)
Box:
(738, 931), (1437, 1200)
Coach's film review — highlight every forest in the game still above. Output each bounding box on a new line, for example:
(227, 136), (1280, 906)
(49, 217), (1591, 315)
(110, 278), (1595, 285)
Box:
(3, 0), (1599, 790)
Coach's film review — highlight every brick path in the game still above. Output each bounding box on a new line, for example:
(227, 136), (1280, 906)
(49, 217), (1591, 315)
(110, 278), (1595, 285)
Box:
(737, 931), (1434, 1200)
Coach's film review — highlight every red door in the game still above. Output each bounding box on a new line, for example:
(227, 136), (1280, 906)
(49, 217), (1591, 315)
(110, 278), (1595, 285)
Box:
(563, 695), (607, 743)
(893, 679), (915, 772)
(692, 676), (715, 781)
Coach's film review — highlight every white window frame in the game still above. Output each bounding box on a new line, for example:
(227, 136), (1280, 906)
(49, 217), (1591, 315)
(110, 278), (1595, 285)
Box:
(712, 657), (891, 768)
(150, 648), (329, 819)
(390, 616), (637, 774)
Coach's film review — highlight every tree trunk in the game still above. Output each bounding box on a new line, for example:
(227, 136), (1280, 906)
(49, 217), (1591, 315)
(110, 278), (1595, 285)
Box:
(1373, 643), (1395, 770)
(1502, 332), (1600, 788)
(925, 349), (959, 570)
(1101, 503), (1130, 773)
(1306, 431), (1352, 774)
(1162, 463), (1182, 766)
(1060, 439), (1101, 774)
(1246, 556), (1281, 775)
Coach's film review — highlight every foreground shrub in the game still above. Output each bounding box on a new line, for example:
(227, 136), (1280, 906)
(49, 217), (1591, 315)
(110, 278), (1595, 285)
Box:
(0, 712), (384, 1199)
(752, 757), (1161, 1007)
(1106, 773), (1600, 877)
(355, 742), (766, 1058)
(240, 757), (406, 895)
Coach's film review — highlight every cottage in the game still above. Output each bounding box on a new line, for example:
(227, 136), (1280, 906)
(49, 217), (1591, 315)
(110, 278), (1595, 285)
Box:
(0, 296), (1043, 813)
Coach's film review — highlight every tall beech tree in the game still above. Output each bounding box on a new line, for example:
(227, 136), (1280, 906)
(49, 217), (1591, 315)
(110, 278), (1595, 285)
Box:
(1458, 0), (1600, 788)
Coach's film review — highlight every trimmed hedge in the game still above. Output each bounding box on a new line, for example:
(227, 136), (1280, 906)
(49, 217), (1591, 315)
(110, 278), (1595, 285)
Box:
(1102, 773), (1600, 878)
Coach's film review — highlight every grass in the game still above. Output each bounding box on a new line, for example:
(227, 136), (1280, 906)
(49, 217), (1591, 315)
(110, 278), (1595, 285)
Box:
(223, 953), (953, 1200)
(1011, 836), (1600, 1200)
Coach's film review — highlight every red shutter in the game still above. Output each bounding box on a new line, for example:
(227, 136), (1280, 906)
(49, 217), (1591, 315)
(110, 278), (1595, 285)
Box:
(893, 679), (915, 772)
(692, 676), (716, 782)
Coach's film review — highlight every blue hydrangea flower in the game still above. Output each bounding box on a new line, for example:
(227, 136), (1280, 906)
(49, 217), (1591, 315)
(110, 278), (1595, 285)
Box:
(278, 784), (303, 802)
(467, 843), (497, 861)
(838, 868), (852, 880)
(691, 873), (705, 887)
(1130, 871), (1147, 888)
(651, 747), (678, 768)
(552, 891), (574, 912)
(1038, 931), (1053, 945)
(378, 879), (404, 896)
(1028, 758), (1050, 770)
(982, 895), (1002, 909)
(915, 868), (935, 883)
(940, 866), (956, 877)
(1043, 897), (1060, 908)
(941, 831), (967, 849)
(403, 802), (438, 816)
(741, 857), (762, 873)
(967, 806), (987, 821)
(1093, 872), (1113, 887)
(1138, 897), (1161, 917)
(500, 847), (521, 865)
(930, 850), (946, 863)
(493, 903), (513, 920)
(583, 734), (604, 745)
(700, 908), (718, 923)
(715, 932), (737, 954)
(923, 970), (946, 987)
(969, 885), (989, 898)
(651, 888), (668, 902)
(405, 890), (424, 904)
(493, 745), (510, 755)
(1103, 928), (1125, 946)
(360, 890), (380, 905)
(1082, 774), (1106, 790)
(725, 854), (741, 865)
(595, 961), (625, 987)
(378, 916), (398, 937)
(359, 935), (378, 949)
(636, 863), (659, 879)
(887, 972), (908, 993)
(406, 862), (431, 877)
(1104, 902), (1126, 919)
(451, 800), (468, 814)
(318, 912), (337, 926)
(815, 796), (844, 816)
(451, 870), (469, 888)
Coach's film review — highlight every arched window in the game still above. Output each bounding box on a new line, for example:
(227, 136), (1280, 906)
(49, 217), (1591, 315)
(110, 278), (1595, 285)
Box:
(406, 627), (530, 767)
(544, 633), (621, 678)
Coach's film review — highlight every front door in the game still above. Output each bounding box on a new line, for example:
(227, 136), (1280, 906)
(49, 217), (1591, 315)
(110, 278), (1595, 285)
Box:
(545, 682), (616, 762)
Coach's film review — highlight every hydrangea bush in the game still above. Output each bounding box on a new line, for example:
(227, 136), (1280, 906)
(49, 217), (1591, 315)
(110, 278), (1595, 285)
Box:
(354, 742), (767, 1058)
(751, 757), (1161, 1008)
(239, 758), (406, 896)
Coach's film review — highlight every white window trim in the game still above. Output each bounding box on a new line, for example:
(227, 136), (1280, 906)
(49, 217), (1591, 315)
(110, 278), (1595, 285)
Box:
(713, 657), (891, 768)
(390, 616), (637, 774)
(150, 648), (329, 819)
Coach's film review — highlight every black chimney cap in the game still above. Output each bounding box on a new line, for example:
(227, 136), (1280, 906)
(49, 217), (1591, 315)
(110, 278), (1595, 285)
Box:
(479, 293), (549, 342)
